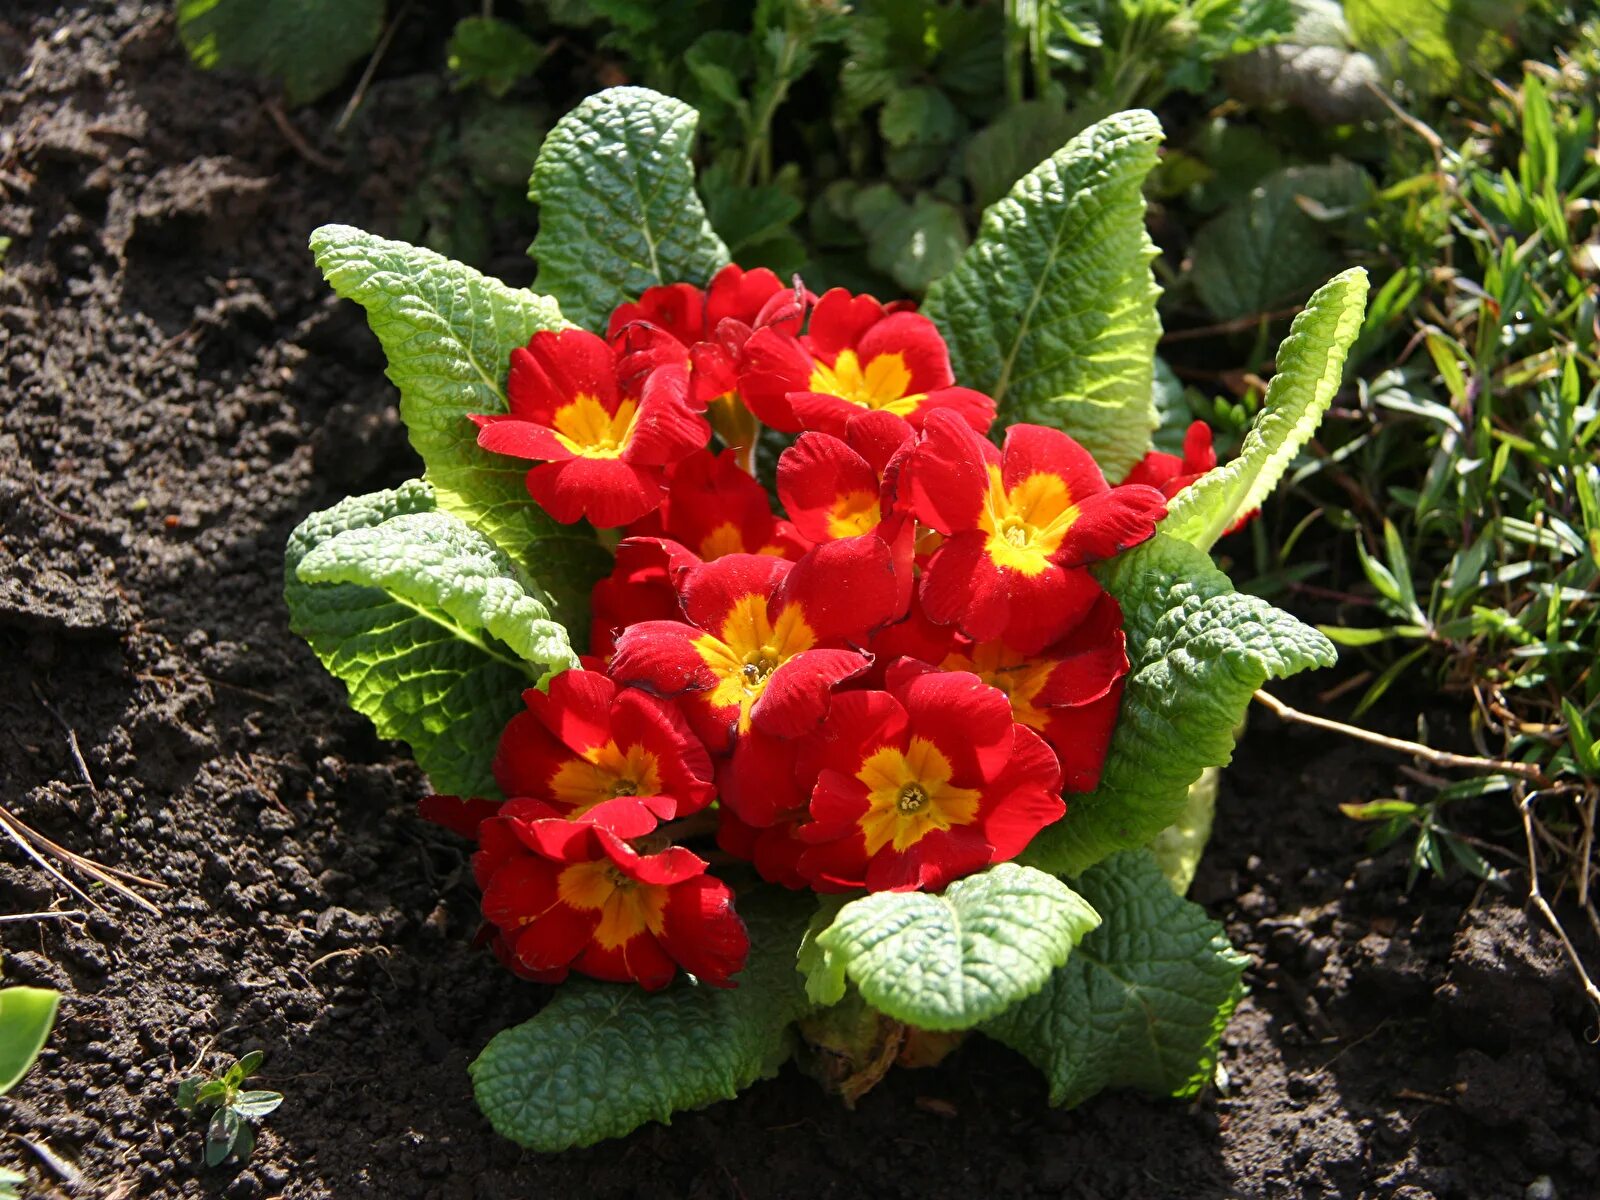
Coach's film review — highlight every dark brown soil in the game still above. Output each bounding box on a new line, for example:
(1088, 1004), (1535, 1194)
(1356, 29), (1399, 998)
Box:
(3, 5), (1597, 1198)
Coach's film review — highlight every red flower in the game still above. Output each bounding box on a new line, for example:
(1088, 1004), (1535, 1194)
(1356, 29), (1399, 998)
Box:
(776, 410), (915, 543)
(469, 797), (748, 989)
(490, 668), (715, 820)
(588, 537), (698, 660)
(715, 727), (814, 889)
(1122, 421), (1257, 534)
(657, 448), (810, 561)
(934, 589), (1129, 793)
(608, 538), (899, 749)
(608, 264), (795, 407)
(902, 410), (1166, 653)
(738, 288), (996, 438)
(795, 666), (1065, 892)
(609, 266), (804, 469)
(472, 330), (708, 527)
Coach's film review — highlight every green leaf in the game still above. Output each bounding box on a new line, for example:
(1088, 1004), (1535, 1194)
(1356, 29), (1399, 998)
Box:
(1221, 0), (1383, 124)
(285, 481), (578, 797)
(447, 17), (546, 98)
(1146, 767), (1219, 896)
(983, 850), (1248, 1108)
(879, 86), (960, 149)
(802, 864), (1101, 1032)
(1190, 164), (1371, 321)
(176, 0), (383, 107)
(205, 1106), (242, 1166)
(175, 1077), (201, 1111)
(309, 224), (609, 629)
(923, 110), (1164, 481)
(233, 1090), (284, 1119)
(868, 196), (970, 296)
(471, 895), (814, 1152)
(0, 986), (59, 1096)
(1022, 533), (1336, 875)
(528, 87), (729, 330)
(1162, 268), (1369, 550)
(963, 102), (1084, 210)
(1344, 0), (1518, 97)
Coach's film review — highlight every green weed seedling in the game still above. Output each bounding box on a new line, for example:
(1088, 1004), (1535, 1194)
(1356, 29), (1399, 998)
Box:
(176, 1050), (283, 1167)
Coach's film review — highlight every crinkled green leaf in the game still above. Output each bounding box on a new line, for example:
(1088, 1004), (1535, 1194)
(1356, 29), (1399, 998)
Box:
(1344, 0), (1519, 97)
(984, 851), (1247, 1108)
(175, 0), (383, 107)
(309, 224), (609, 630)
(923, 110), (1163, 481)
(0, 986), (59, 1096)
(803, 865), (1101, 1032)
(528, 86), (729, 330)
(1164, 268), (1369, 550)
(285, 482), (577, 798)
(470, 893), (812, 1152)
(1022, 533), (1335, 875)
(1189, 164), (1371, 321)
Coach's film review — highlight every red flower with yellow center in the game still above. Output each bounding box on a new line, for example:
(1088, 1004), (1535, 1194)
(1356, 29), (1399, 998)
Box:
(739, 288), (996, 438)
(795, 667), (1066, 892)
(934, 590), (1129, 793)
(904, 410), (1166, 653)
(654, 448), (810, 561)
(471, 329), (708, 527)
(466, 796), (748, 989)
(1122, 420), (1258, 534)
(487, 668), (714, 820)
(608, 537), (899, 749)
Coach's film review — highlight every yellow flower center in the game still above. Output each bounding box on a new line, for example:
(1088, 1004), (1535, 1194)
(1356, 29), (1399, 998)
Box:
(941, 642), (1054, 732)
(556, 859), (668, 949)
(549, 740), (663, 814)
(855, 737), (981, 854)
(827, 490), (882, 538)
(693, 594), (817, 732)
(551, 393), (639, 459)
(808, 349), (925, 415)
(977, 466), (1079, 576)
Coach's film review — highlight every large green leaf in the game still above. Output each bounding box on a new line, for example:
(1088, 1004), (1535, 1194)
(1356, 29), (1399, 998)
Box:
(470, 893), (812, 1152)
(1344, 0), (1519, 97)
(984, 851), (1247, 1108)
(1022, 533), (1335, 875)
(800, 864), (1101, 1032)
(528, 86), (729, 330)
(923, 110), (1163, 481)
(285, 482), (577, 798)
(1164, 268), (1369, 550)
(0, 986), (59, 1096)
(310, 224), (609, 630)
(175, 0), (383, 107)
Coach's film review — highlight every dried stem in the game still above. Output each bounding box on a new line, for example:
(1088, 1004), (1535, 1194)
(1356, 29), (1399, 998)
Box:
(0, 804), (163, 916)
(1251, 690), (1549, 784)
(1519, 788), (1600, 1016)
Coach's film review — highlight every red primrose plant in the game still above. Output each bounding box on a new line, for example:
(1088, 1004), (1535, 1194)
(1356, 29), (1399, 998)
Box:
(286, 89), (1367, 1150)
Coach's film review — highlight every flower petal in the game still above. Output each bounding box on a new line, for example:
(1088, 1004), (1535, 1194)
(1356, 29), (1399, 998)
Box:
(978, 725), (1065, 861)
(736, 327), (813, 431)
(524, 457), (663, 528)
(777, 432), (881, 544)
(678, 552), (793, 634)
(472, 413), (573, 463)
(805, 288), (886, 359)
(626, 364), (712, 466)
(608, 619), (719, 698)
(772, 534), (898, 643)
(901, 409), (994, 535)
(658, 874), (750, 987)
(417, 794), (500, 840)
(751, 647), (872, 737)
(1049, 484), (1167, 567)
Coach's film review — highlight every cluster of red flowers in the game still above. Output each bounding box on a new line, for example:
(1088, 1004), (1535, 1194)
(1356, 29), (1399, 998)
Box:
(426, 265), (1229, 991)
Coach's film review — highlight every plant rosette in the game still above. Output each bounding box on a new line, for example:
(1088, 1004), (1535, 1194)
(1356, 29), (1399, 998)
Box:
(286, 87), (1368, 1151)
